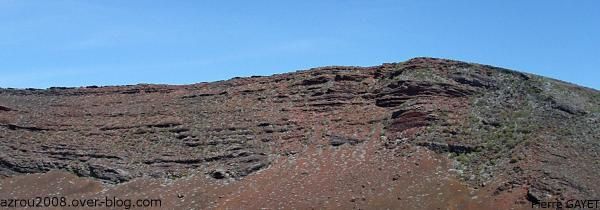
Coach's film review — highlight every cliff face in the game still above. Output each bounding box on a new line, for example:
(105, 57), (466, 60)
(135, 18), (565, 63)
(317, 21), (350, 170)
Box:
(1, 57), (598, 209)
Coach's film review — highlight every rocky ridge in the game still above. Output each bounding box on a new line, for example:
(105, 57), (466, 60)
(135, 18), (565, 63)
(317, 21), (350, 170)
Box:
(0, 57), (598, 209)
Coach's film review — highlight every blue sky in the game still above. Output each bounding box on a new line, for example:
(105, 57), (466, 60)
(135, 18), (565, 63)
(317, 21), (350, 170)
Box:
(1, 0), (598, 89)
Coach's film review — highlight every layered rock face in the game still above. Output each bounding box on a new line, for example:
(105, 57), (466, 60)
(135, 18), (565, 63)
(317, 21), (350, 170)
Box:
(0, 57), (598, 209)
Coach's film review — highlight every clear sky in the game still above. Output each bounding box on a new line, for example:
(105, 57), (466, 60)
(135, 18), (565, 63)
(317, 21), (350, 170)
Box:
(1, 0), (598, 89)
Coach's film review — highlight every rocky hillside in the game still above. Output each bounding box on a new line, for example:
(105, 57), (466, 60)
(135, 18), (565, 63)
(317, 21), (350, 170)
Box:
(1, 57), (598, 209)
